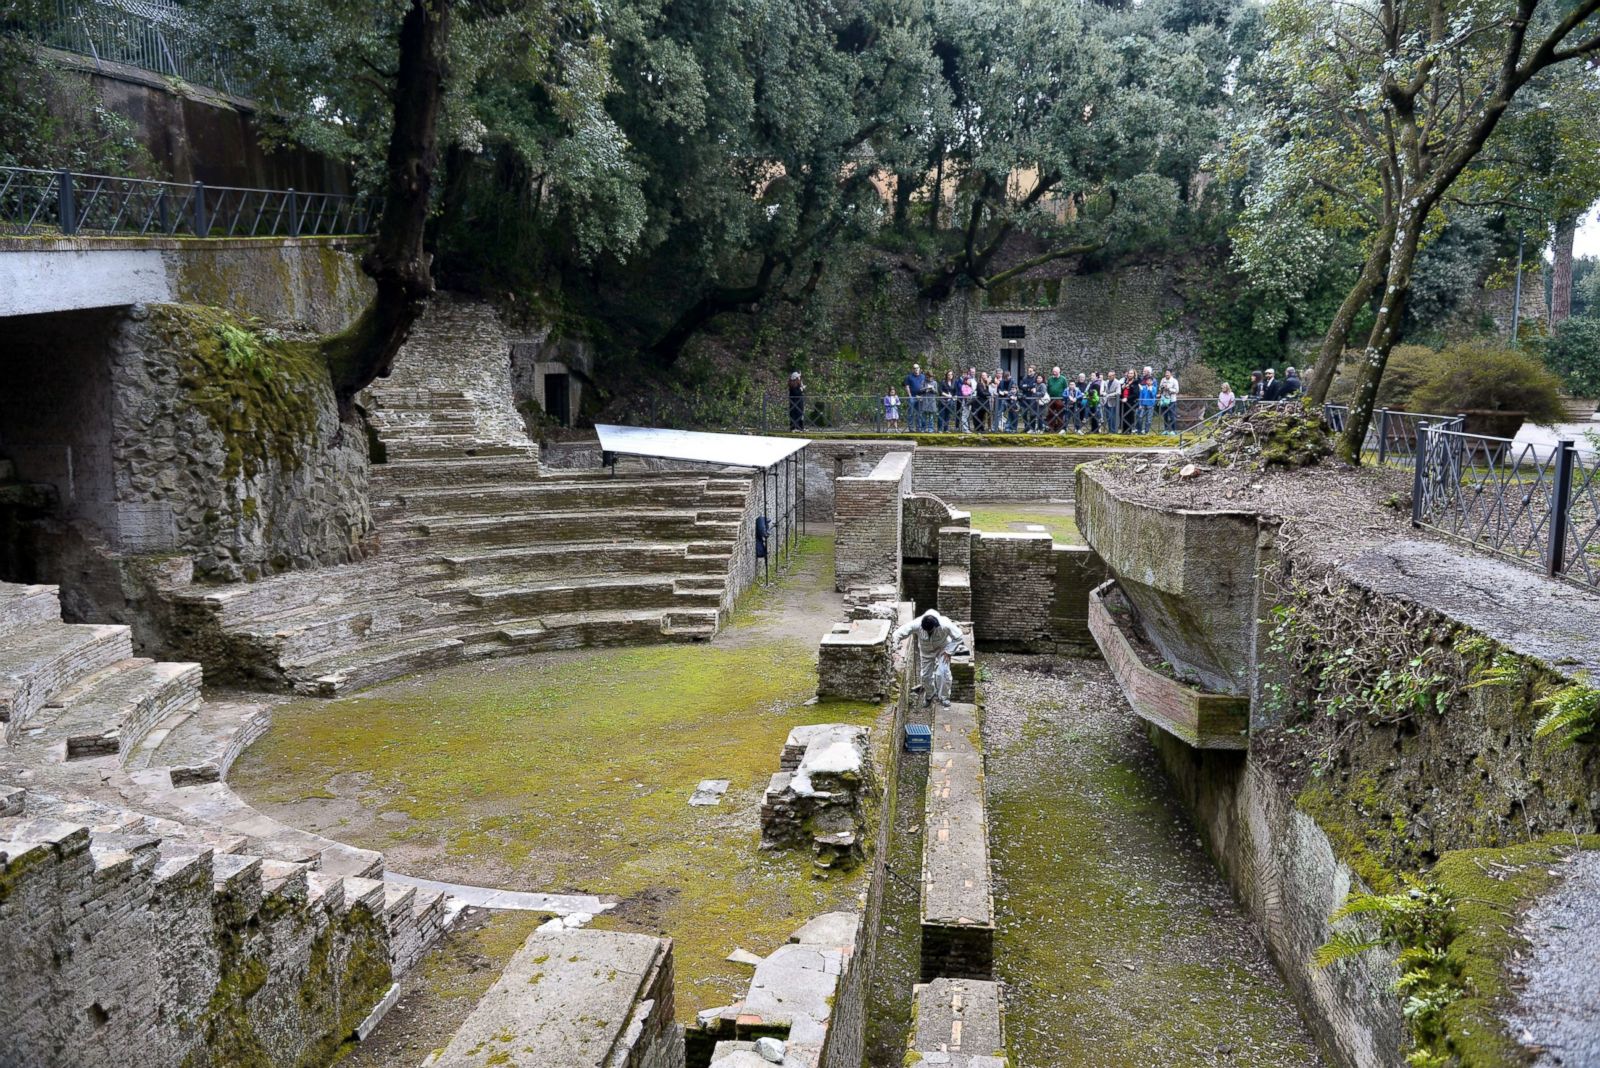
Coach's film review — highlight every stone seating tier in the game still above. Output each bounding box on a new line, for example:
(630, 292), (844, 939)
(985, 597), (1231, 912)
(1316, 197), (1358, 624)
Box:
(168, 378), (752, 697)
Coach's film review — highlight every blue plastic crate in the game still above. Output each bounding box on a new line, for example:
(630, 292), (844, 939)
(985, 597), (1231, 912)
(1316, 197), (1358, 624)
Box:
(903, 723), (932, 753)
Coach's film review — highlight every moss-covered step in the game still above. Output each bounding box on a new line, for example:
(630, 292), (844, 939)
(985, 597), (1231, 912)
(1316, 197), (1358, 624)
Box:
(1088, 580), (1248, 750)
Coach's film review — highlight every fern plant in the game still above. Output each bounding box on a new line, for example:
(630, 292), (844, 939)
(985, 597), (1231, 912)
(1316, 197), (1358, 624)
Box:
(1533, 682), (1600, 749)
(1316, 876), (1461, 1065)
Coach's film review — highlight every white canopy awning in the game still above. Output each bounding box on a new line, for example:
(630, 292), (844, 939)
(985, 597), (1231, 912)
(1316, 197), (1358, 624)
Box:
(594, 425), (811, 469)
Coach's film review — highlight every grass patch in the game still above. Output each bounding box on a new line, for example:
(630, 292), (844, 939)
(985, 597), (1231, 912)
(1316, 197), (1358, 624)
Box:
(957, 504), (1082, 545)
(233, 629), (882, 1021)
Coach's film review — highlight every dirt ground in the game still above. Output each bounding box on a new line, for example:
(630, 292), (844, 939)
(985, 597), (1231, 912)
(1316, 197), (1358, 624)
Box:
(231, 533), (889, 1055)
(982, 654), (1325, 1068)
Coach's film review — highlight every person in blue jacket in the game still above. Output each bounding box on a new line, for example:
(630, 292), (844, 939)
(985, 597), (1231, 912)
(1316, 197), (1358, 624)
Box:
(1136, 373), (1158, 434)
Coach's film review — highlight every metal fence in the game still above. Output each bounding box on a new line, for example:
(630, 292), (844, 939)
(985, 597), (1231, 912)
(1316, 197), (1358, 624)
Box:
(1322, 404), (1466, 466)
(641, 392), (1231, 437)
(1413, 425), (1599, 592)
(21, 0), (247, 96)
(0, 166), (378, 238)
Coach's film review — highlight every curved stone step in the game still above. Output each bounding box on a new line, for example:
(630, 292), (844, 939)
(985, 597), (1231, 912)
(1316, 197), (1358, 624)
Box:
(0, 623), (133, 735)
(22, 659), (202, 763)
(0, 582), (61, 636)
(401, 509), (728, 549)
(286, 634), (467, 696)
(461, 573), (719, 618)
(375, 478), (717, 519)
(141, 699), (272, 786)
(439, 541), (729, 580)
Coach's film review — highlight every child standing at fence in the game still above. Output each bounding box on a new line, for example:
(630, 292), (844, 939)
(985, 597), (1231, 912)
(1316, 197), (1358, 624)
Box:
(883, 387), (900, 430)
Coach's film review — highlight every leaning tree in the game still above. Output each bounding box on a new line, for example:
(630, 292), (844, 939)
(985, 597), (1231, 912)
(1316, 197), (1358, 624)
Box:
(1260, 0), (1600, 462)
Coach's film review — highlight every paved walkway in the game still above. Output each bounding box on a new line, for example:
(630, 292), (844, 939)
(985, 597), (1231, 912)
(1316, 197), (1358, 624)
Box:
(1341, 539), (1600, 676)
(386, 872), (615, 915)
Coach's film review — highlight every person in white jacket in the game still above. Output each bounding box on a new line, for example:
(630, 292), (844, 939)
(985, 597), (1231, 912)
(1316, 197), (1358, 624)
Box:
(893, 609), (965, 709)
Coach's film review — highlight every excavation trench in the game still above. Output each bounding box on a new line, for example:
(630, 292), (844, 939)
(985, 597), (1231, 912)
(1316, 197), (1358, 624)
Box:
(230, 535), (1325, 1067)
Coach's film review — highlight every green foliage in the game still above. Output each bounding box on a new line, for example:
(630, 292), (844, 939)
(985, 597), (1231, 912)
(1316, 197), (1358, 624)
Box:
(1539, 315), (1600, 398)
(1315, 876), (1463, 1068)
(1407, 342), (1568, 423)
(0, 36), (156, 175)
(1532, 681), (1600, 749)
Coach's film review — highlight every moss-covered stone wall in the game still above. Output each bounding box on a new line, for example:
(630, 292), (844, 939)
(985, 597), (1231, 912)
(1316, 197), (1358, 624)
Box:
(112, 303), (372, 582)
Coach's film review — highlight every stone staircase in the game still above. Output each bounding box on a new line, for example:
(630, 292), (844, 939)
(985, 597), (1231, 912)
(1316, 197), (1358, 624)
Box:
(167, 384), (751, 696)
(0, 580), (450, 978)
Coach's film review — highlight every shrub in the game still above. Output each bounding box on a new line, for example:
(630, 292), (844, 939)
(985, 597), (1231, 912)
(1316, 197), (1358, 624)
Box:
(1539, 316), (1600, 399)
(1406, 342), (1566, 423)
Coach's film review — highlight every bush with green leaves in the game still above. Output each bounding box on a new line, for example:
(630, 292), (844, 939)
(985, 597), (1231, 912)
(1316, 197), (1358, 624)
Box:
(1389, 342), (1568, 423)
(1539, 316), (1600, 399)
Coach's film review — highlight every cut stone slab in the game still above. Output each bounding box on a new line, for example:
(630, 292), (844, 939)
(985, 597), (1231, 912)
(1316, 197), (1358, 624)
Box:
(690, 778), (730, 806)
(787, 911), (859, 947)
(432, 928), (671, 1068)
(727, 948), (764, 966)
(911, 978), (1005, 1061)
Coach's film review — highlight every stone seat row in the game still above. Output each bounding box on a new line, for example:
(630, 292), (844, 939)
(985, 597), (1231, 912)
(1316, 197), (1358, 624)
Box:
(168, 413), (751, 695)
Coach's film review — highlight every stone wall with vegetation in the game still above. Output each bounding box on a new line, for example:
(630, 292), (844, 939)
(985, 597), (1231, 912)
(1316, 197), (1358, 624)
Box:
(0, 821), (392, 1067)
(115, 304), (371, 582)
(1079, 461), (1600, 1068)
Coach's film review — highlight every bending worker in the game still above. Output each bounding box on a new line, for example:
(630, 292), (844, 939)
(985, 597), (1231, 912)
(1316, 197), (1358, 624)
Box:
(893, 609), (964, 710)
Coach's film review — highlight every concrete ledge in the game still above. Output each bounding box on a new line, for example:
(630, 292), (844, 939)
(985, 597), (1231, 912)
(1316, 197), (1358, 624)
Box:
(1088, 580), (1248, 750)
(920, 702), (994, 981)
(1075, 463), (1261, 693)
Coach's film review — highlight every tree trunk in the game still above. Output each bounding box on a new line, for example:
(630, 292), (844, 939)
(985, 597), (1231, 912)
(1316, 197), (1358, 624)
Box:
(1338, 216), (1424, 464)
(1306, 224), (1394, 405)
(1551, 213), (1577, 327)
(323, 0), (451, 419)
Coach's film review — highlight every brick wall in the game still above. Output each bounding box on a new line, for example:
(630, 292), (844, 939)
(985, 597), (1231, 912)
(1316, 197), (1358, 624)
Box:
(969, 532), (1104, 653)
(834, 452), (911, 593)
(730, 460), (797, 606)
(912, 447), (1146, 503)
(799, 441), (1165, 520)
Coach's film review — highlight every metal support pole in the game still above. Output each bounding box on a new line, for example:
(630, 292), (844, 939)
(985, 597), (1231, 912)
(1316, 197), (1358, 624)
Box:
(58, 169), (75, 235)
(1546, 439), (1576, 576)
(288, 188), (300, 237)
(1376, 408), (1389, 465)
(192, 181), (208, 237)
(762, 463), (769, 585)
(799, 446), (806, 535)
(1510, 230), (1525, 345)
(1411, 423), (1429, 528)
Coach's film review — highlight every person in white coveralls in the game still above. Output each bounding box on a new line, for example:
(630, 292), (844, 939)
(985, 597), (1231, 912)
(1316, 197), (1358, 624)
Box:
(893, 609), (965, 709)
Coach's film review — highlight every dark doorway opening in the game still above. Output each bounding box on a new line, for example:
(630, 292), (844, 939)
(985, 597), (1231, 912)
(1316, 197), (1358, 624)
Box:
(544, 372), (571, 427)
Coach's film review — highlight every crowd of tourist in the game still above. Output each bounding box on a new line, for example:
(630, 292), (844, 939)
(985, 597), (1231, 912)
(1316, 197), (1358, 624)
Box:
(869, 362), (1303, 435)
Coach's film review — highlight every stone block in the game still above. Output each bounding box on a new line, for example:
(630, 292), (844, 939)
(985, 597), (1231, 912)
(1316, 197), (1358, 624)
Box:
(817, 619), (892, 702)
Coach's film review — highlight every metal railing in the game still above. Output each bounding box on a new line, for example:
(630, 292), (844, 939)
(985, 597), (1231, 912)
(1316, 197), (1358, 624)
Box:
(0, 166), (379, 238)
(1322, 404), (1466, 466)
(1413, 425), (1599, 592)
(21, 0), (247, 96)
(637, 392), (1231, 437)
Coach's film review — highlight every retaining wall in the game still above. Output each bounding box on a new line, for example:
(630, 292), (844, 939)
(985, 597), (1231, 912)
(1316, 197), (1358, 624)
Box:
(969, 532), (1104, 654)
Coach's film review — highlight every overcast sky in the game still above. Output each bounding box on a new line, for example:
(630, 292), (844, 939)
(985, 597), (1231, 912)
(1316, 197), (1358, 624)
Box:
(1573, 204), (1600, 259)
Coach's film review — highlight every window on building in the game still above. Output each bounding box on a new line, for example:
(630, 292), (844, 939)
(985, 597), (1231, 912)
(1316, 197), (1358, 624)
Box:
(1000, 325), (1026, 340)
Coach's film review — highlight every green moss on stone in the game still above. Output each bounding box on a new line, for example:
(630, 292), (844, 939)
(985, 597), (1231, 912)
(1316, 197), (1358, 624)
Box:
(148, 304), (327, 481)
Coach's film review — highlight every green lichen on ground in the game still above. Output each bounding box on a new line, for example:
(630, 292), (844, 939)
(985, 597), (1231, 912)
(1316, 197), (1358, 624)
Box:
(233, 633), (881, 1021)
(1426, 835), (1600, 1067)
(956, 503), (1082, 545)
(147, 303), (328, 480)
(984, 662), (1319, 1066)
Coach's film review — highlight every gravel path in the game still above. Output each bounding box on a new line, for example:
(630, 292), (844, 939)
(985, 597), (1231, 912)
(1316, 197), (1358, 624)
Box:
(983, 654), (1324, 1068)
(1507, 848), (1600, 1067)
